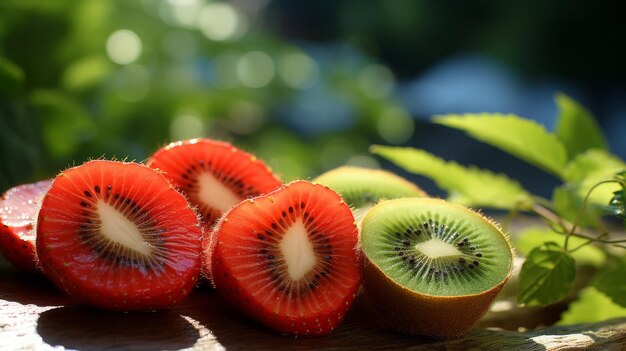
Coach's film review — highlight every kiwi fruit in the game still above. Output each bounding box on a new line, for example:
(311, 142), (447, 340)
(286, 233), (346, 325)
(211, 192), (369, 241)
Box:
(314, 166), (426, 223)
(360, 197), (513, 339)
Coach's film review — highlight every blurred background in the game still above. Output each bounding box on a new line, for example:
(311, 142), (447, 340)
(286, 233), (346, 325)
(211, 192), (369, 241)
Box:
(1, 0), (625, 197)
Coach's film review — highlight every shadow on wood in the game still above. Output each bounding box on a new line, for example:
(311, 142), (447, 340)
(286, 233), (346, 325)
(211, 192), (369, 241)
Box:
(37, 307), (200, 351)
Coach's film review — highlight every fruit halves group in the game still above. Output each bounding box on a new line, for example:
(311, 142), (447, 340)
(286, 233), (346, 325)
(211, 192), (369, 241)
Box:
(36, 160), (203, 310)
(360, 198), (514, 339)
(0, 180), (52, 273)
(0, 136), (514, 339)
(147, 139), (282, 229)
(208, 181), (362, 335)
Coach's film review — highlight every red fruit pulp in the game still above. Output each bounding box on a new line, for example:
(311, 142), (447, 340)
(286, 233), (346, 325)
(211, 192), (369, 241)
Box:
(37, 160), (202, 311)
(147, 139), (282, 228)
(210, 181), (362, 335)
(0, 179), (52, 272)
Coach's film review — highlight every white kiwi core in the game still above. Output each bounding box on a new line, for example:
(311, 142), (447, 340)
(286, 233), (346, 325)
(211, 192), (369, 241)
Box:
(415, 237), (461, 259)
(279, 220), (317, 280)
(197, 171), (240, 212)
(97, 200), (151, 256)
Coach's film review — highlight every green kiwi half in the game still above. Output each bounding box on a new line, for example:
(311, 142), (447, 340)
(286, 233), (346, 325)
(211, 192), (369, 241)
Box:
(360, 197), (513, 339)
(314, 166), (426, 222)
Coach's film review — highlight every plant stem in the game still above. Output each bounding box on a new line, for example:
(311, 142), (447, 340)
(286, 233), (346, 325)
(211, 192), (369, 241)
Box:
(565, 180), (618, 251)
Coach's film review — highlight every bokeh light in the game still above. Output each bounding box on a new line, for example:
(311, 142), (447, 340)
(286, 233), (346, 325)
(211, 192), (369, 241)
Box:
(236, 51), (275, 88)
(358, 64), (395, 99)
(170, 110), (205, 140)
(377, 106), (414, 144)
(160, 0), (204, 29)
(106, 29), (142, 65)
(198, 2), (245, 42)
(278, 52), (319, 89)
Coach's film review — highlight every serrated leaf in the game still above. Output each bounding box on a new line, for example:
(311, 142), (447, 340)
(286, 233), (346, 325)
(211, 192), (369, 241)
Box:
(562, 149), (625, 183)
(558, 287), (626, 325)
(515, 227), (605, 268)
(370, 145), (532, 210)
(518, 242), (576, 306)
(553, 149), (625, 226)
(555, 93), (608, 160)
(433, 114), (567, 177)
(594, 257), (626, 307)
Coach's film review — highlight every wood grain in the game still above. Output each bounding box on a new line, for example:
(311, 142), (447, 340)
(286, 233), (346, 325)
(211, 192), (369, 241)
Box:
(1, 265), (626, 351)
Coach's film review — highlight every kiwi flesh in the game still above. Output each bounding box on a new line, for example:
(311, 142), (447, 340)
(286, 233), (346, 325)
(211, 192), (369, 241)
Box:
(360, 197), (513, 339)
(313, 166), (426, 223)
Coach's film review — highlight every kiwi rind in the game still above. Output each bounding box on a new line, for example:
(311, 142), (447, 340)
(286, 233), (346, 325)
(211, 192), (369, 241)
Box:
(314, 166), (426, 208)
(360, 197), (513, 339)
(314, 166), (426, 224)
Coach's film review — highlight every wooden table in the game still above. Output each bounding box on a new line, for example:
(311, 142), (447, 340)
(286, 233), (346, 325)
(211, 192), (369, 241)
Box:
(1, 260), (625, 351)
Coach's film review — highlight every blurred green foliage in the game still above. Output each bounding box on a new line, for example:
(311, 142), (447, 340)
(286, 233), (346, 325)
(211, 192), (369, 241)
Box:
(0, 0), (411, 191)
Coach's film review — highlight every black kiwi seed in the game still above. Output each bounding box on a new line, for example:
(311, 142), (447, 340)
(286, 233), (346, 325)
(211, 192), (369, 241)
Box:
(473, 260), (480, 266)
(258, 233), (265, 240)
(94, 185), (100, 194)
(476, 253), (482, 257)
(288, 206), (294, 213)
(402, 239), (410, 246)
(84, 190), (91, 197)
(458, 258), (466, 264)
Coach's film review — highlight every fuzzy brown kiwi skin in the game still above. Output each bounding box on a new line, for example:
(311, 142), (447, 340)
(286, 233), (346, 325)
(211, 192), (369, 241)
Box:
(360, 198), (514, 339)
(363, 256), (509, 339)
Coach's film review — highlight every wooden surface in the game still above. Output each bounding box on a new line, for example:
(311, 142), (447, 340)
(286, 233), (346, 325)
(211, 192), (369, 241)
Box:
(2, 264), (626, 351)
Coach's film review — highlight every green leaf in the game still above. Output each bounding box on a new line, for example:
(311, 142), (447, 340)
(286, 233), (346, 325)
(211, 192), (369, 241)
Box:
(515, 227), (605, 267)
(558, 287), (626, 325)
(553, 149), (625, 226)
(594, 257), (626, 307)
(518, 242), (576, 306)
(555, 93), (608, 160)
(433, 113), (567, 177)
(0, 57), (24, 95)
(370, 145), (532, 210)
(561, 149), (625, 183)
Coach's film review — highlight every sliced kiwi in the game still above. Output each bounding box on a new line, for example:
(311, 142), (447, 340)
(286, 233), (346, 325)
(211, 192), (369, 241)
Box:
(314, 166), (426, 222)
(360, 198), (513, 339)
